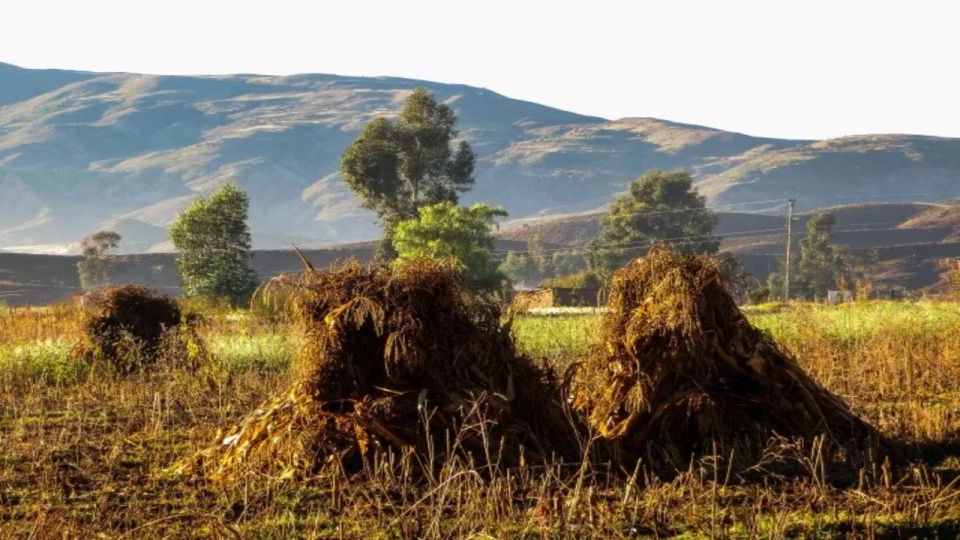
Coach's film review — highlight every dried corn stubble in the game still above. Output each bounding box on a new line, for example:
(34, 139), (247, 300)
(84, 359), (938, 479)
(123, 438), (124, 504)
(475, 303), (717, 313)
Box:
(197, 258), (581, 481)
(574, 246), (880, 472)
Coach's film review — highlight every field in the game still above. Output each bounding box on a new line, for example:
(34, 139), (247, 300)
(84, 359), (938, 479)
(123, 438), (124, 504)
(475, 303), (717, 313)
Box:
(1, 301), (959, 538)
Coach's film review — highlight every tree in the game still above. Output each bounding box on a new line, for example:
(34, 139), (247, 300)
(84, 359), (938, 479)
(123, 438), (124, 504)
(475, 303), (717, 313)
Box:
(393, 202), (507, 292)
(77, 230), (122, 290)
(586, 169), (718, 276)
(794, 212), (846, 299)
(500, 235), (554, 286)
(942, 257), (960, 299)
(527, 234), (550, 278)
(499, 251), (538, 286)
(340, 89), (476, 258)
(550, 249), (583, 277)
(169, 184), (259, 305)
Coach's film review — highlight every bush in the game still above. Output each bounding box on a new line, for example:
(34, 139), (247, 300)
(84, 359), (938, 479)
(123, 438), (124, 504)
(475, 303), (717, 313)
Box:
(747, 286), (772, 304)
(80, 284), (185, 373)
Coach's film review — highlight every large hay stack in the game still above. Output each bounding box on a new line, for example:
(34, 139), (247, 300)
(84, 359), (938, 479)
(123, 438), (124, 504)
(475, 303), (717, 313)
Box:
(201, 259), (580, 480)
(575, 247), (878, 469)
(80, 284), (183, 372)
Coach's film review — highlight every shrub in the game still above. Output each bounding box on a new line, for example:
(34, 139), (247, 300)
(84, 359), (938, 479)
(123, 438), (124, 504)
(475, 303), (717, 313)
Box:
(80, 284), (184, 373)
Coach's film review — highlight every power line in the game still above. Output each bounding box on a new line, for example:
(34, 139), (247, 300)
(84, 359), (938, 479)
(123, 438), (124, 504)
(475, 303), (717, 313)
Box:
(499, 199), (790, 230)
(788, 191), (960, 204)
(499, 190), (957, 235)
(493, 226), (787, 256)
(492, 220), (930, 263)
(491, 227), (788, 262)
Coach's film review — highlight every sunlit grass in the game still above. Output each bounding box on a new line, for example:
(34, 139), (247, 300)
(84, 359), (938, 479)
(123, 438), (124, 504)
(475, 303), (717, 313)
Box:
(747, 300), (960, 342)
(0, 339), (85, 385)
(512, 313), (599, 365)
(207, 333), (293, 373)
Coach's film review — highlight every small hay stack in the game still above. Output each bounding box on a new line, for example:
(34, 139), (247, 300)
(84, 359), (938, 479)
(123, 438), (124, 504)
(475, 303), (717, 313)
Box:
(575, 247), (878, 470)
(200, 259), (580, 480)
(80, 284), (183, 372)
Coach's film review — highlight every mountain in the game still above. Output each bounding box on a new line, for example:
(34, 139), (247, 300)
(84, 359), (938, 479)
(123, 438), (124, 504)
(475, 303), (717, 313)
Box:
(2, 62), (960, 253)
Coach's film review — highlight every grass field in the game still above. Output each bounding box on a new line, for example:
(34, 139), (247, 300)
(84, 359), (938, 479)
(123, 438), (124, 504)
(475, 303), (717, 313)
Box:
(1, 301), (959, 538)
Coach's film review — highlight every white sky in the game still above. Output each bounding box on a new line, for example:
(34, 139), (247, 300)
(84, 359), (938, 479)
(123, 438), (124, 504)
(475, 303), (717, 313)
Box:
(2, 0), (958, 140)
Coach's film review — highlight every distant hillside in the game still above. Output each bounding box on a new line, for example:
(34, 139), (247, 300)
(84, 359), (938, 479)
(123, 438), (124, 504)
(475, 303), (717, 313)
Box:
(498, 202), (960, 292)
(3, 62), (960, 254)
(4, 201), (959, 305)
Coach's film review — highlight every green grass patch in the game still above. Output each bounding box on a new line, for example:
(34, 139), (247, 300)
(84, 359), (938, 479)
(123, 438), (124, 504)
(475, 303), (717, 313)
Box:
(208, 333), (293, 373)
(749, 301), (960, 345)
(0, 339), (86, 385)
(512, 313), (599, 366)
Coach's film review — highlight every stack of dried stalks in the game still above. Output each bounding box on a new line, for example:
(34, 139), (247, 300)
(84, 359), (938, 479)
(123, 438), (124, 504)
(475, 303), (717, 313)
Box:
(78, 284), (185, 372)
(197, 258), (581, 481)
(574, 246), (879, 470)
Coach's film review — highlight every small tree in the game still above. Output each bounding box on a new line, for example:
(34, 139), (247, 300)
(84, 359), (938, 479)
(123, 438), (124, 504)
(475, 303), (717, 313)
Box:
(551, 249), (583, 277)
(527, 234), (551, 278)
(766, 272), (785, 300)
(587, 169), (718, 276)
(77, 230), (122, 290)
(794, 212), (846, 299)
(500, 234), (555, 286)
(944, 258), (960, 298)
(499, 250), (538, 286)
(393, 202), (507, 292)
(169, 184), (259, 305)
(944, 258), (960, 296)
(340, 89), (476, 259)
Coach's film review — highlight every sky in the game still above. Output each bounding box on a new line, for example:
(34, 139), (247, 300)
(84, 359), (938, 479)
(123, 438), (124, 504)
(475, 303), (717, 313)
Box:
(2, 0), (958, 140)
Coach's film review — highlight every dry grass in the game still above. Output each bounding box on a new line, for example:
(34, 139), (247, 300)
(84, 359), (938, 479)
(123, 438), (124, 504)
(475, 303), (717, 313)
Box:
(0, 295), (958, 537)
(746, 301), (960, 444)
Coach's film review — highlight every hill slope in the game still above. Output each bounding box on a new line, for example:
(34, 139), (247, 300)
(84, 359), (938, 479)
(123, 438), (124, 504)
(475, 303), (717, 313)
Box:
(498, 202), (960, 292)
(2, 62), (960, 253)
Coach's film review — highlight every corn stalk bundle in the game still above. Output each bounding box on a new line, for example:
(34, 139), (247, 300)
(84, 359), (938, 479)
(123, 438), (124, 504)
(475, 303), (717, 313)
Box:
(198, 258), (581, 481)
(574, 246), (879, 470)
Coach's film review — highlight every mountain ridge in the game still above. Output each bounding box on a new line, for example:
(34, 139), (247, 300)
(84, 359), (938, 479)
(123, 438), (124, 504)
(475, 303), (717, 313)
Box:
(2, 62), (960, 254)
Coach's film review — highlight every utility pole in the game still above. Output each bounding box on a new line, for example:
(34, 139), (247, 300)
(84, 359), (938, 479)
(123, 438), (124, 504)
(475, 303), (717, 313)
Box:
(784, 198), (796, 300)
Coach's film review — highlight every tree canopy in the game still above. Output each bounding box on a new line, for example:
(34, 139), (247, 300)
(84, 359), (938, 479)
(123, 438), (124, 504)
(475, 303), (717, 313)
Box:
(393, 202), (506, 292)
(794, 212), (846, 298)
(498, 234), (564, 287)
(169, 184), (259, 305)
(586, 169), (718, 276)
(340, 89), (476, 258)
(77, 230), (122, 290)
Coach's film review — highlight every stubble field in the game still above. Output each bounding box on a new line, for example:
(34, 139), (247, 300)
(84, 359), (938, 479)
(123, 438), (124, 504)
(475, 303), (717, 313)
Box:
(1, 301), (958, 538)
